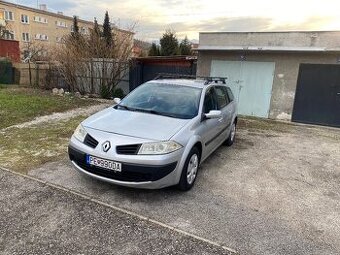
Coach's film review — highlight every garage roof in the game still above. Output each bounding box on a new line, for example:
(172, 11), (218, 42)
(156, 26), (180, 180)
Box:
(196, 46), (340, 52)
(198, 31), (340, 53)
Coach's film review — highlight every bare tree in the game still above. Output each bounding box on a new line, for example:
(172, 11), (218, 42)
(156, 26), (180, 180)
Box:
(53, 15), (135, 98)
(0, 20), (11, 40)
(21, 41), (46, 86)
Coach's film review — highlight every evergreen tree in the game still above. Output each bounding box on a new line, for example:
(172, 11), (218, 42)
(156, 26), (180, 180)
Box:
(72, 16), (80, 38)
(148, 43), (160, 56)
(160, 29), (178, 56)
(179, 36), (192, 55)
(89, 18), (102, 57)
(103, 11), (113, 47)
(93, 17), (101, 37)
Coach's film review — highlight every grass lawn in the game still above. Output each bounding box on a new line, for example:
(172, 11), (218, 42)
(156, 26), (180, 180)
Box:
(0, 115), (86, 174)
(0, 86), (98, 129)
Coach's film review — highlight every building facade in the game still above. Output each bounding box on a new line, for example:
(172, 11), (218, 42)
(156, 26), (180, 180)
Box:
(0, 0), (133, 60)
(197, 31), (340, 127)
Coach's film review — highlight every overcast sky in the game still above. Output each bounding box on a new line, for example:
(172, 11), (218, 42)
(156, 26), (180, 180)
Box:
(8, 0), (340, 42)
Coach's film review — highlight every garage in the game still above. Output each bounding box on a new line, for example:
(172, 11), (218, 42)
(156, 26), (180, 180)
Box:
(292, 64), (340, 127)
(210, 60), (275, 118)
(197, 31), (340, 123)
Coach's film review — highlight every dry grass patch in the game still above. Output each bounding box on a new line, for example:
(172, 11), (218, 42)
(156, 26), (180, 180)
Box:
(0, 115), (86, 174)
(0, 86), (98, 129)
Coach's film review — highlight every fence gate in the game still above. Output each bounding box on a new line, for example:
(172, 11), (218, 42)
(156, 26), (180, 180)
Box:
(129, 58), (197, 91)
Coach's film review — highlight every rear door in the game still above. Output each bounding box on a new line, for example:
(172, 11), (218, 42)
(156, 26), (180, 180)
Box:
(215, 86), (233, 133)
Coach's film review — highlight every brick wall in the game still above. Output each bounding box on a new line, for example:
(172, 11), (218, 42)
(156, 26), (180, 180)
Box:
(0, 39), (20, 62)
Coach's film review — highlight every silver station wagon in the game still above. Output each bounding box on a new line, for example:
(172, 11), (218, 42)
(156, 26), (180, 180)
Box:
(68, 77), (237, 191)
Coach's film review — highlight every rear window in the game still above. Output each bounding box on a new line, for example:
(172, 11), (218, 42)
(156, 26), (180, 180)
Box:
(214, 86), (228, 109)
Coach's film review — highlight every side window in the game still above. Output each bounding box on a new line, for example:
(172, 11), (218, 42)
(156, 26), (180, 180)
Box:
(214, 86), (228, 109)
(203, 88), (218, 113)
(226, 87), (234, 102)
(221, 87), (230, 105)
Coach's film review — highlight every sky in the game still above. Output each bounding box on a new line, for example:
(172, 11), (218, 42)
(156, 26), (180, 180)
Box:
(8, 0), (340, 42)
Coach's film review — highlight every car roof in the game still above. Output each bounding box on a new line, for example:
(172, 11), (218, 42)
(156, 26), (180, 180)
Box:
(147, 79), (226, 89)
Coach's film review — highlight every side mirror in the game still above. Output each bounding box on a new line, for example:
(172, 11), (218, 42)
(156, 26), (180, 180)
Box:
(113, 97), (121, 104)
(204, 110), (222, 119)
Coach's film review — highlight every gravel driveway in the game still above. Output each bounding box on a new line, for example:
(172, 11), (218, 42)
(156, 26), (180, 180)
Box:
(26, 118), (340, 254)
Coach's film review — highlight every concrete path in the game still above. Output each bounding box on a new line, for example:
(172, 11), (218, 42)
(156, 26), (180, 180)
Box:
(1, 103), (111, 132)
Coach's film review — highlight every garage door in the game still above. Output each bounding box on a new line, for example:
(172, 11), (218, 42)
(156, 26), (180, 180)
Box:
(292, 64), (340, 127)
(211, 60), (275, 118)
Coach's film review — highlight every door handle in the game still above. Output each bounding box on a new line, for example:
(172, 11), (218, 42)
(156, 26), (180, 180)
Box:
(337, 92), (340, 95)
(218, 117), (224, 122)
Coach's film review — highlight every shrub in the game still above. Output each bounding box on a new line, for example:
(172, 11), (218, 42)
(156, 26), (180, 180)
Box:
(113, 88), (125, 98)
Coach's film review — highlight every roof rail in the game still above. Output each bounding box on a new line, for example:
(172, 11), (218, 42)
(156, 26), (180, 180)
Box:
(198, 77), (228, 85)
(154, 73), (196, 80)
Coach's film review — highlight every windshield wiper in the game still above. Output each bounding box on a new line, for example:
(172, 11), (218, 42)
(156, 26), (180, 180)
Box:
(117, 106), (178, 118)
(116, 104), (134, 111)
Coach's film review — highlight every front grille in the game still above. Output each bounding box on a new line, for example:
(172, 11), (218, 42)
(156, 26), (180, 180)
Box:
(116, 144), (141, 155)
(84, 134), (99, 148)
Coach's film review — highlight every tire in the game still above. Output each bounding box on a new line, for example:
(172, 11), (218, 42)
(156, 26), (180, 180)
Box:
(178, 147), (200, 191)
(224, 122), (236, 146)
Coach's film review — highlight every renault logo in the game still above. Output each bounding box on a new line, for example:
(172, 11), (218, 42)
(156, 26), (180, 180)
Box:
(102, 141), (111, 152)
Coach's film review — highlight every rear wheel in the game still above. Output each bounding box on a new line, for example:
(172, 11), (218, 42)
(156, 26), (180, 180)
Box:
(224, 122), (236, 146)
(178, 147), (200, 191)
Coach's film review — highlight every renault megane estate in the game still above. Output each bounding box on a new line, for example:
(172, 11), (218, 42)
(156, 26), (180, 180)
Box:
(68, 77), (237, 191)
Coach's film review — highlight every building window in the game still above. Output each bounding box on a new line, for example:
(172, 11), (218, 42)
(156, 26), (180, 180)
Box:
(56, 36), (62, 43)
(4, 30), (14, 40)
(4, 11), (14, 21)
(35, 34), (48, 41)
(21, 14), (29, 24)
(56, 20), (67, 28)
(22, 32), (30, 42)
(33, 16), (47, 23)
(81, 27), (88, 35)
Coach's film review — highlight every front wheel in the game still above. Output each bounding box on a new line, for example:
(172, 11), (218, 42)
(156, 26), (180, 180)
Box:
(178, 147), (200, 191)
(224, 122), (236, 146)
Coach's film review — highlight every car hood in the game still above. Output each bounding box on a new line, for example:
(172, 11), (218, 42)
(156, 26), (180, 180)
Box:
(82, 107), (190, 141)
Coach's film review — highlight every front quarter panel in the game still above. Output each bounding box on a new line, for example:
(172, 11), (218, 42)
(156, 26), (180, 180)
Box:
(170, 117), (204, 184)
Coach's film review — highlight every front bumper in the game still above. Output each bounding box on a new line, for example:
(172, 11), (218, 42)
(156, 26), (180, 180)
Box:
(69, 145), (177, 183)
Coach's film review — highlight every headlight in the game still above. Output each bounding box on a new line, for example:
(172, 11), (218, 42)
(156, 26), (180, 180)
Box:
(138, 141), (182, 155)
(73, 124), (87, 142)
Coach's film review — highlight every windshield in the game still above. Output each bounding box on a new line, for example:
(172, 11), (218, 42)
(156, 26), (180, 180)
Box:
(116, 82), (202, 119)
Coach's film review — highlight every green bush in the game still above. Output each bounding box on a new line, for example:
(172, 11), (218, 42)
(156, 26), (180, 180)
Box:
(0, 61), (13, 84)
(100, 85), (125, 99)
(100, 85), (111, 99)
(113, 88), (125, 98)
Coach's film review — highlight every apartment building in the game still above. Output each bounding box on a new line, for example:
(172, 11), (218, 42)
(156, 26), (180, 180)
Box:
(0, 1), (133, 60)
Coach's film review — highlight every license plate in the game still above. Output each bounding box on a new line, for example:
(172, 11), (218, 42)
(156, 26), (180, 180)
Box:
(86, 155), (122, 172)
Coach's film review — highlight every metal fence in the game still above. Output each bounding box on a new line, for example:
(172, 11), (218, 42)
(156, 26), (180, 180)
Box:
(47, 59), (130, 95)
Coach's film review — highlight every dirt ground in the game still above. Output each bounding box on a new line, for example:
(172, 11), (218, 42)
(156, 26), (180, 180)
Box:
(26, 118), (340, 255)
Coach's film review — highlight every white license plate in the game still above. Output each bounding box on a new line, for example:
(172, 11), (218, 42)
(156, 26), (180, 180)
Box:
(86, 155), (122, 172)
